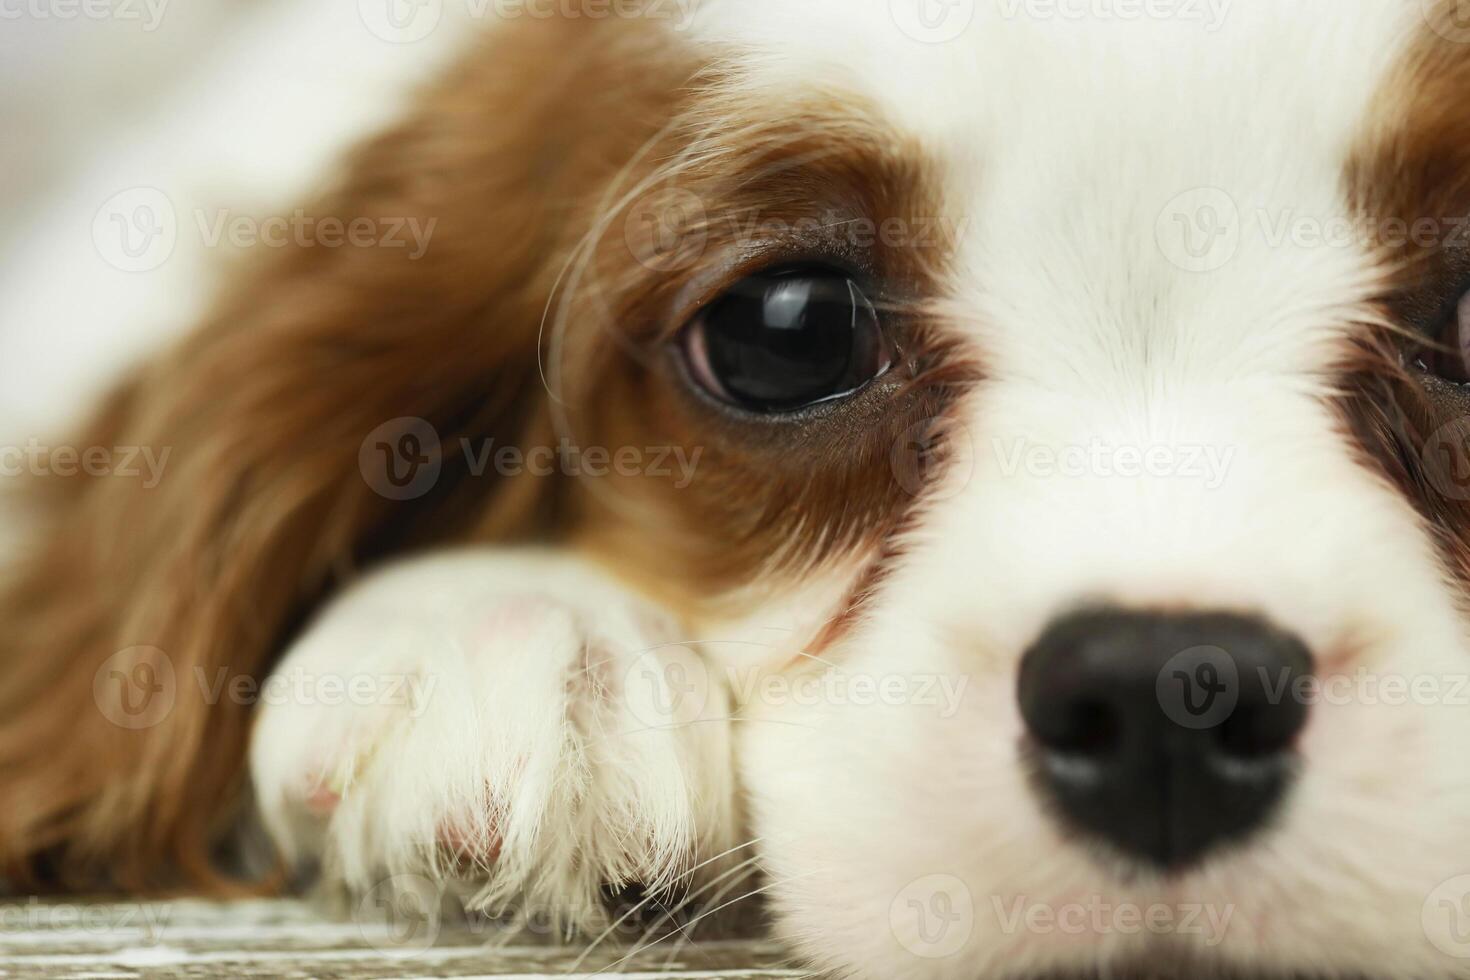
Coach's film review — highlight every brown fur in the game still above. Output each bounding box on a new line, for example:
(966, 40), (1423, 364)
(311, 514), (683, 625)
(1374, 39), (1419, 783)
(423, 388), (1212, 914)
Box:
(0, 12), (970, 892)
(1339, 0), (1470, 591)
(562, 93), (975, 613)
(0, 13), (700, 891)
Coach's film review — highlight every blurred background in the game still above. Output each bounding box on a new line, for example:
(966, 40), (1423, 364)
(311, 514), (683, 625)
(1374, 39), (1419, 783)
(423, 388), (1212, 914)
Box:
(2, 0), (257, 441)
(1, 0), (250, 226)
(0, 0), (474, 443)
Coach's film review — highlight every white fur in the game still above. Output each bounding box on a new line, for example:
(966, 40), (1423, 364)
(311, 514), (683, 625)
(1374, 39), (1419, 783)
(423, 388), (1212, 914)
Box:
(706, 2), (1470, 977)
(250, 549), (737, 929)
(239, 0), (1470, 975)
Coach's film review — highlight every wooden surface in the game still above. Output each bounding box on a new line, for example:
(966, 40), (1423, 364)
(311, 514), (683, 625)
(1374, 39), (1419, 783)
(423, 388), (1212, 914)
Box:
(0, 898), (807, 979)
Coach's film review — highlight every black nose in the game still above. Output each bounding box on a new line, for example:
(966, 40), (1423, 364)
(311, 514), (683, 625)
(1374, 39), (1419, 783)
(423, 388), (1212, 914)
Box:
(1017, 609), (1313, 871)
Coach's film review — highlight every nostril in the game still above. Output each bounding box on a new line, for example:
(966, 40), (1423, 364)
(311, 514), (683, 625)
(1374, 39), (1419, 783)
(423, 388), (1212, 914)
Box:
(1216, 706), (1281, 757)
(1216, 692), (1309, 758)
(1042, 698), (1122, 756)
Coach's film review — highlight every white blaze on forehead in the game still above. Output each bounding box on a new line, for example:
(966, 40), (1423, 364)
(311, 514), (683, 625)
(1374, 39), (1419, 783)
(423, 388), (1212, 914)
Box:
(688, 0), (1422, 152)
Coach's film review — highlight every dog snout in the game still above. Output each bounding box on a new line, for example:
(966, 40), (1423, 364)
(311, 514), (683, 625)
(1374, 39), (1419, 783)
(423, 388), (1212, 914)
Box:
(1017, 609), (1314, 871)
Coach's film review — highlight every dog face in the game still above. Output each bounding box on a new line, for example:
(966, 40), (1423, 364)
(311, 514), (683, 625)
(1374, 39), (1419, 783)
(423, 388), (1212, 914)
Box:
(8, 2), (1470, 977)
(545, 2), (1470, 975)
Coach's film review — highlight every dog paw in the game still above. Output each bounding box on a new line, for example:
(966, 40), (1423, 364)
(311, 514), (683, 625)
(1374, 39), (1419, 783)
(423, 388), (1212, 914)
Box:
(249, 549), (736, 926)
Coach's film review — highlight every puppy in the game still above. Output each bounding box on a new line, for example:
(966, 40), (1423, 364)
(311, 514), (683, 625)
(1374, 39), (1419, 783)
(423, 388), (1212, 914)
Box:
(4, 2), (1470, 977)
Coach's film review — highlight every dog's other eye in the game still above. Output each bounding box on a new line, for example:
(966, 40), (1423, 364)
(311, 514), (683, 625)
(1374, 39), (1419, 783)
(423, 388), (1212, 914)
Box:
(1417, 288), (1470, 384)
(681, 267), (891, 412)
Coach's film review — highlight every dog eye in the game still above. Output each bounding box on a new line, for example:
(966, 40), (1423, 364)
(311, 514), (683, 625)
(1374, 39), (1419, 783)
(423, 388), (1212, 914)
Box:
(680, 267), (891, 412)
(1416, 288), (1470, 383)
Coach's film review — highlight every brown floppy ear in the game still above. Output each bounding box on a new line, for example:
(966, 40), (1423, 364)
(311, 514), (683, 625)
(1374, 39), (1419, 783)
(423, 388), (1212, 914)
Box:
(0, 14), (697, 891)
